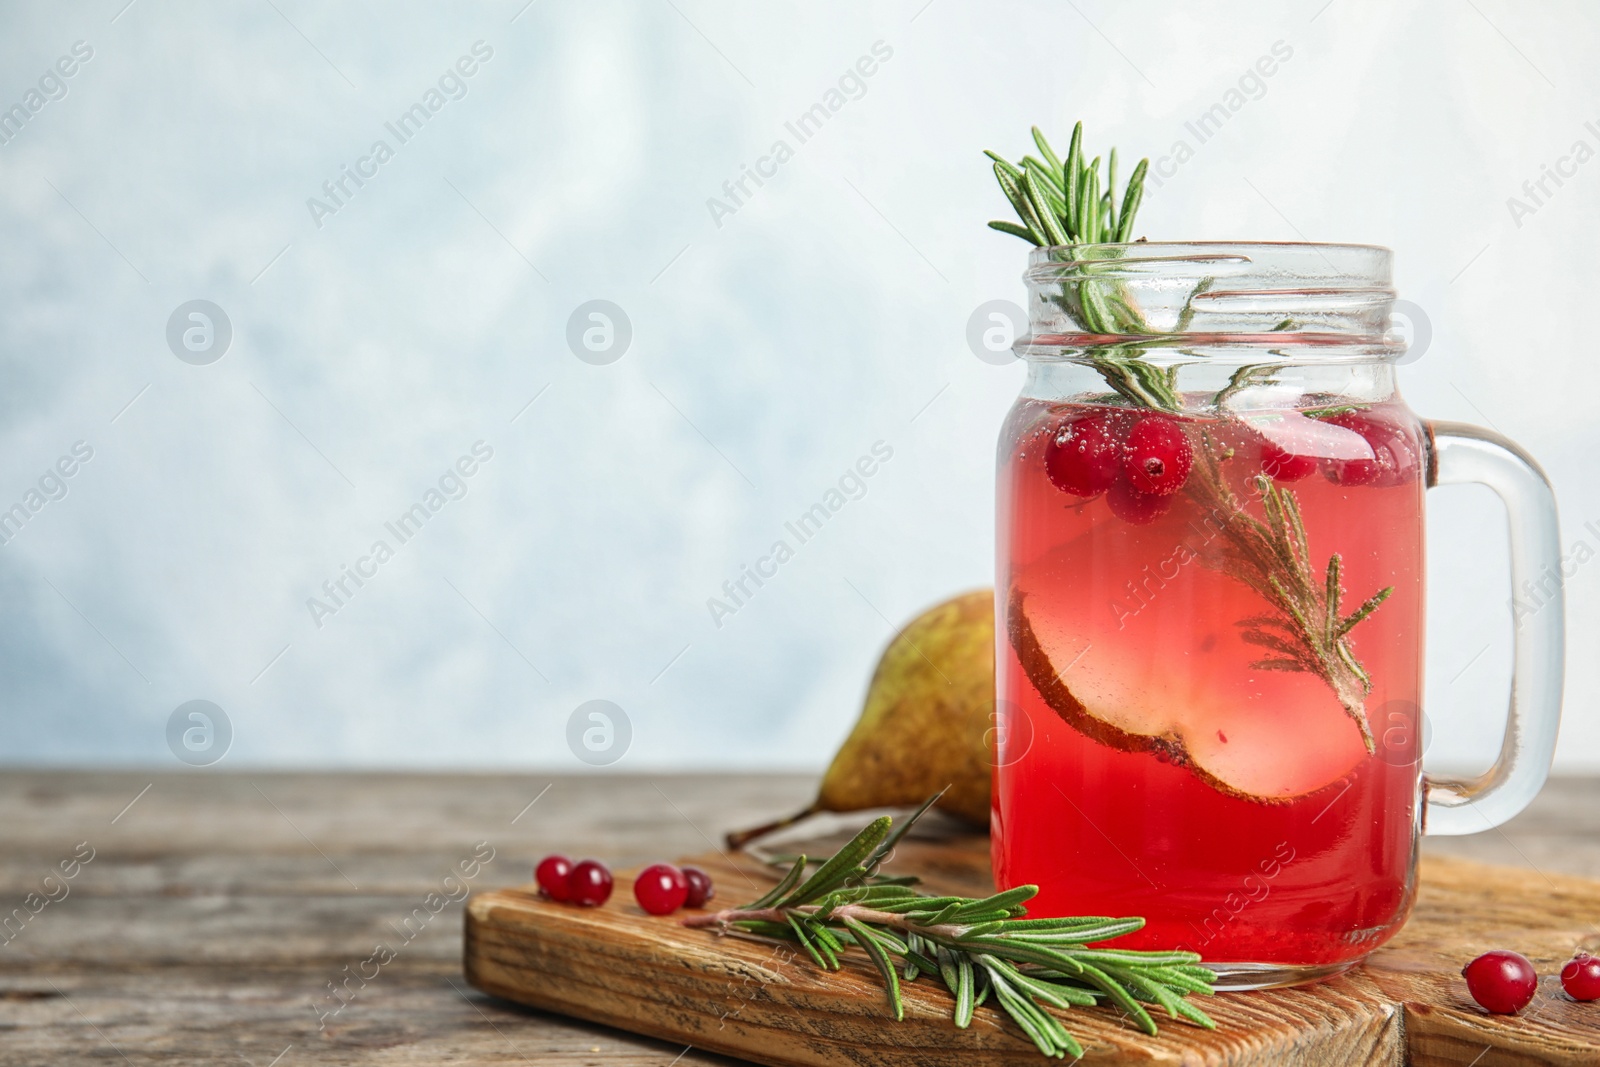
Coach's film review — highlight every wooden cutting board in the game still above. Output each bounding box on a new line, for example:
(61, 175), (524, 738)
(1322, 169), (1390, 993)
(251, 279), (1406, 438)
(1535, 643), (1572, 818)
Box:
(464, 826), (1600, 1066)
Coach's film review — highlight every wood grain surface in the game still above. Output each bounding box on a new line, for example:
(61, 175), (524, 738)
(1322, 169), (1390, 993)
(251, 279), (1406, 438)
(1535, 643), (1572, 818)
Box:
(2, 771), (1598, 1065)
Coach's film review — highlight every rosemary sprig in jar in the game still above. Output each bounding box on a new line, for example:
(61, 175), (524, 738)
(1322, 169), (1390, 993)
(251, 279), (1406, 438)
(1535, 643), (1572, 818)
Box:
(984, 123), (1392, 750)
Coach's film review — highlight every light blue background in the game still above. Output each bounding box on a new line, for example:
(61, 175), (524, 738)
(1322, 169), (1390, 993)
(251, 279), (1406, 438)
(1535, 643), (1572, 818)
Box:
(1, 0), (1595, 772)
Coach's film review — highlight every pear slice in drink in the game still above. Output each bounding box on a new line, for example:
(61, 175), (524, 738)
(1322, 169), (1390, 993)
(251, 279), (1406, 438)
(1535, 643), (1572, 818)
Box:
(1008, 586), (1370, 803)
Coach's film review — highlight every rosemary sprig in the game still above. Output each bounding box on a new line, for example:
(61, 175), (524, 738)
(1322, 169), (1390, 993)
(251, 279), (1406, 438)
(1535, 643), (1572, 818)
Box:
(686, 803), (1216, 1058)
(986, 123), (1147, 246)
(1190, 453), (1392, 750)
(986, 123), (1393, 750)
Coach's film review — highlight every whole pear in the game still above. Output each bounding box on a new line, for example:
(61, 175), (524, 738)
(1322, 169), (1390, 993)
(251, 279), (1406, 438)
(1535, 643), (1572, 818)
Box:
(726, 589), (995, 849)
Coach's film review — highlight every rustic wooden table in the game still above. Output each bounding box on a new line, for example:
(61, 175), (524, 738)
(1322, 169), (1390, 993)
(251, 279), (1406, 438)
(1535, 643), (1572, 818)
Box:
(2, 771), (1596, 1065)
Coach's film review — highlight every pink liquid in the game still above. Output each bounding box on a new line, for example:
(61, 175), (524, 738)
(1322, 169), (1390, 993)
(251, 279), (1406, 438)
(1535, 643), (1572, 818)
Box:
(993, 397), (1426, 965)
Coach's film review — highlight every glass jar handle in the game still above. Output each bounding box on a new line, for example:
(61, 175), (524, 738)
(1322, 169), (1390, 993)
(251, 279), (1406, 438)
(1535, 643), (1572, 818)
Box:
(1423, 421), (1565, 835)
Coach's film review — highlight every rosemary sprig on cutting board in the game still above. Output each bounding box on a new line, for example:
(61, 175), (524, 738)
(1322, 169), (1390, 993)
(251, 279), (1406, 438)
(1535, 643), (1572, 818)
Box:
(686, 799), (1216, 1058)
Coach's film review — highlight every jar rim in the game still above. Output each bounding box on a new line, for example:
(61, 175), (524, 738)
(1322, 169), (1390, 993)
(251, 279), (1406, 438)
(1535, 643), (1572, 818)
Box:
(1027, 239), (1394, 258)
(1018, 241), (1404, 362)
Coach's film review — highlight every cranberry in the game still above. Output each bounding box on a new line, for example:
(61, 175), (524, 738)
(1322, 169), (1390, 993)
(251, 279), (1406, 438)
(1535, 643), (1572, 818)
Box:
(535, 854), (574, 902)
(1261, 439), (1317, 482)
(1106, 477), (1171, 525)
(567, 859), (614, 907)
(1318, 410), (1420, 488)
(1561, 953), (1600, 1001)
(1045, 412), (1127, 497)
(1122, 416), (1193, 495)
(633, 863), (689, 915)
(682, 866), (715, 908)
(1462, 950), (1538, 1014)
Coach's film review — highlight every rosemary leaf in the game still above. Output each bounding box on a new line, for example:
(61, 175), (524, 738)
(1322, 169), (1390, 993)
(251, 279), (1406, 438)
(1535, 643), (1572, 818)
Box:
(954, 953), (975, 1027)
(974, 969), (992, 1008)
(786, 912), (828, 970)
(869, 873), (923, 887)
(1303, 403), (1363, 418)
(987, 973), (1054, 1054)
(994, 164), (1048, 245)
(811, 921), (844, 970)
(878, 895), (968, 915)
(1064, 122), (1083, 232)
(1167, 992), (1222, 1029)
(843, 916), (905, 1021)
(1031, 125), (1063, 173)
(747, 855), (807, 910)
(1074, 960), (1157, 1035)
(1069, 948), (1207, 968)
(936, 943), (961, 995)
(1239, 628), (1309, 658)
(902, 935), (939, 980)
(1172, 277), (1215, 333)
(1021, 171), (1069, 247)
(780, 817), (890, 906)
(1251, 658), (1310, 672)
(948, 885), (1038, 920)
(1283, 490), (1312, 567)
(955, 920), (1008, 939)
(1024, 155), (1065, 201)
(978, 954), (1079, 1011)
(1325, 554), (1343, 638)
(1110, 966), (1193, 1020)
(990, 967), (1083, 1059)
(812, 920), (848, 960)
(1106, 147), (1119, 234)
(989, 220), (1040, 244)
(998, 914), (1124, 930)
(984, 149), (1024, 179)
(1116, 158), (1148, 241)
(1341, 585), (1393, 635)
(861, 789), (942, 874)
(1079, 159), (1099, 242)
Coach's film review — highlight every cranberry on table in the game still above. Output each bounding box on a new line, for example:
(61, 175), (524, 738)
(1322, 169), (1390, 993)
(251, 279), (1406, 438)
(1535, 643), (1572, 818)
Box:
(1261, 439), (1317, 482)
(534, 854), (574, 902)
(1122, 415), (1193, 496)
(567, 859), (614, 907)
(634, 862), (689, 915)
(1462, 950), (1539, 1014)
(682, 866), (715, 908)
(1045, 412), (1127, 497)
(1106, 477), (1172, 525)
(1561, 953), (1600, 1001)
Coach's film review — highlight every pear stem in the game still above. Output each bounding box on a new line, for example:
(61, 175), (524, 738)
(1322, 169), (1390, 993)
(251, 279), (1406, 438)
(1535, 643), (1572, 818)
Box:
(723, 803), (820, 850)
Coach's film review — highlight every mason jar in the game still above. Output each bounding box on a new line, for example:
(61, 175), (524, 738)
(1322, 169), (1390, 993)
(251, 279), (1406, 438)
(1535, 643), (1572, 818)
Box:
(991, 242), (1564, 988)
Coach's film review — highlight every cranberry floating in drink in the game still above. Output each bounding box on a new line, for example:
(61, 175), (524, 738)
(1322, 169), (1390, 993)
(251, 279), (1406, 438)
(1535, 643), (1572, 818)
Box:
(1045, 411), (1127, 497)
(1121, 415), (1192, 495)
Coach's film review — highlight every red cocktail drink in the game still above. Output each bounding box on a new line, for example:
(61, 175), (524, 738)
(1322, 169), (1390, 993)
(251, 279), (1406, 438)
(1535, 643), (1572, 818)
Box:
(994, 396), (1425, 971)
